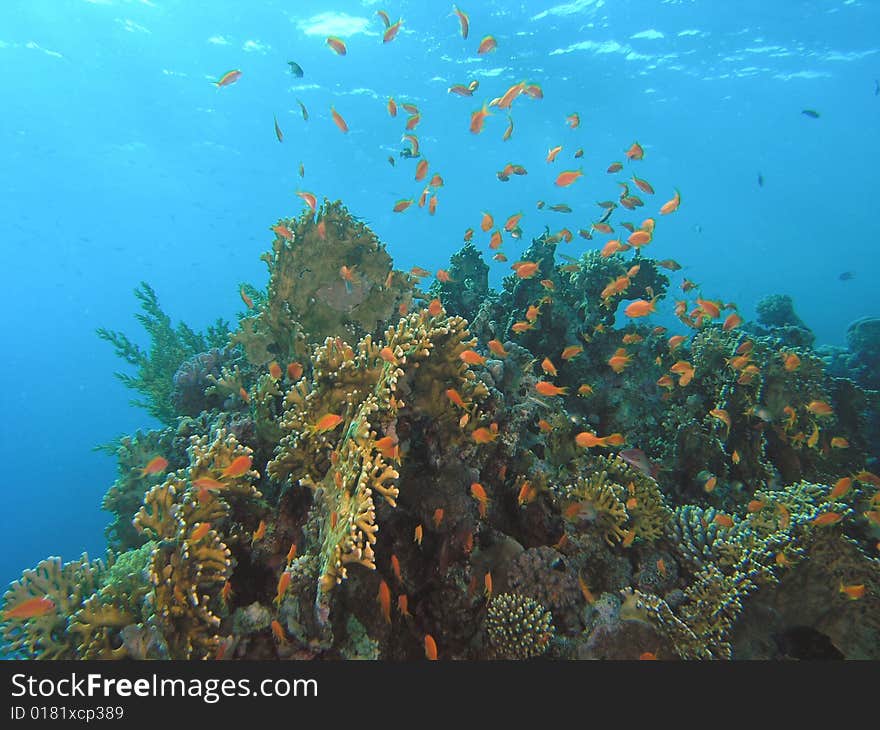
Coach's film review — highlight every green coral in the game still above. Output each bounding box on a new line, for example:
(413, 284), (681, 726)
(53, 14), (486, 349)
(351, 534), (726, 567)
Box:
(97, 282), (230, 424)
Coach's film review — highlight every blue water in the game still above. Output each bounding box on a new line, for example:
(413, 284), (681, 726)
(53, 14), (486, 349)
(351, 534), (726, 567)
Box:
(1, 0), (877, 589)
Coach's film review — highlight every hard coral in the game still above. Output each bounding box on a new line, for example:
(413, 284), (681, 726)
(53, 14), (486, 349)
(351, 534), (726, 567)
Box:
(232, 200), (415, 366)
(486, 592), (555, 659)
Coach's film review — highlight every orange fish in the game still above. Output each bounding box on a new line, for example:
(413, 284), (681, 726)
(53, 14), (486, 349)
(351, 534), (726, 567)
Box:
(713, 514), (734, 528)
(223, 455), (252, 478)
(504, 212), (523, 231)
(377, 580), (392, 623)
(252, 519), (266, 543)
(807, 400), (833, 417)
(561, 345), (583, 360)
(511, 321), (533, 334)
(607, 161), (623, 173)
(296, 190), (317, 212)
(546, 145), (563, 163)
(484, 571), (493, 597)
(723, 313), (743, 331)
(433, 508), (444, 528)
(390, 554), (402, 584)
(387, 97), (398, 117)
(480, 211), (494, 231)
(326, 36), (347, 55)
(453, 4), (469, 38)
(622, 333), (643, 344)
(330, 105), (348, 133)
(460, 349), (487, 366)
(414, 524), (423, 545)
(811, 512), (842, 526)
(855, 470), (880, 487)
(535, 381), (567, 397)
(631, 174), (654, 195)
(141, 456), (168, 476)
(555, 169), (583, 187)
(3, 596), (56, 619)
(489, 229), (503, 249)
(839, 582), (866, 600)
(566, 112), (580, 128)
(747, 500), (765, 513)
(424, 634), (438, 660)
(415, 158), (429, 181)
(470, 103), (491, 133)
(659, 189), (681, 215)
(575, 431), (608, 448)
(268, 361), (282, 380)
(193, 476), (226, 493)
(830, 437), (849, 449)
(240, 286), (254, 309)
(471, 482), (490, 518)
(696, 298), (721, 319)
(703, 476), (717, 493)
(517, 481), (537, 505)
(782, 352), (801, 372)
(472, 424), (499, 443)
(398, 594), (410, 616)
(393, 198), (414, 213)
(427, 299), (443, 317)
(829, 477), (852, 499)
(191, 522), (212, 541)
(541, 357), (557, 376)
(275, 571), (291, 606)
(315, 413), (344, 432)
(578, 574), (596, 605)
(777, 503), (791, 529)
(512, 261), (540, 279)
(286, 362), (303, 381)
(487, 340), (508, 357)
(503, 115), (514, 141)
(608, 348), (631, 373)
(626, 230), (652, 247)
(625, 141), (644, 160)
(624, 298), (656, 318)
(213, 69), (242, 87)
(383, 19), (402, 43)
(446, 388), (466, 408)
(271, 619), (287, 644)
(477, 35), (497, 54)
(286, 542), (297, 564)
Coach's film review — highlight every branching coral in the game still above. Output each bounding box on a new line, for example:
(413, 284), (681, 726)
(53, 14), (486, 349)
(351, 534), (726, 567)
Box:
(629, 479), (879, 659)
(100, 428), (177, 551)
(557, 457), (670, 548)
(268, 307), (489, 593)
(97, 282), (230, 424)
(1, 553), (110, 659)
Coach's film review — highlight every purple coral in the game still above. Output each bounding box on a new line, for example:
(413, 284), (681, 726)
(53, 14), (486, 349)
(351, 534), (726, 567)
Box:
(171, 347), (231, 416)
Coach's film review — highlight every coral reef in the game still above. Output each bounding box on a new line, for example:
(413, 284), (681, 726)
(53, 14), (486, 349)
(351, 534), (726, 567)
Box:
(7, 200), (879, 662)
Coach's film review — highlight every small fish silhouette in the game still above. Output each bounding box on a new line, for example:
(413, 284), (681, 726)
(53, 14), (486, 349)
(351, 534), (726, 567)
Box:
(838, 271), (855, 281)
(757, 172), (764, 187)
(288, 61), (303, 77)
(801, 109), (820, 118)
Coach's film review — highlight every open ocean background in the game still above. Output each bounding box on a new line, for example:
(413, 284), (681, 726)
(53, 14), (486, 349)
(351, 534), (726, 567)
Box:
(1, 0), (877, 590)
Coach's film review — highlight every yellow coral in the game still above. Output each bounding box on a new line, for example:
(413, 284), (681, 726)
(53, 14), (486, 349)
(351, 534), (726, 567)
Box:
(1, 553), (109, 659)
(269, 308), (488, 592)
